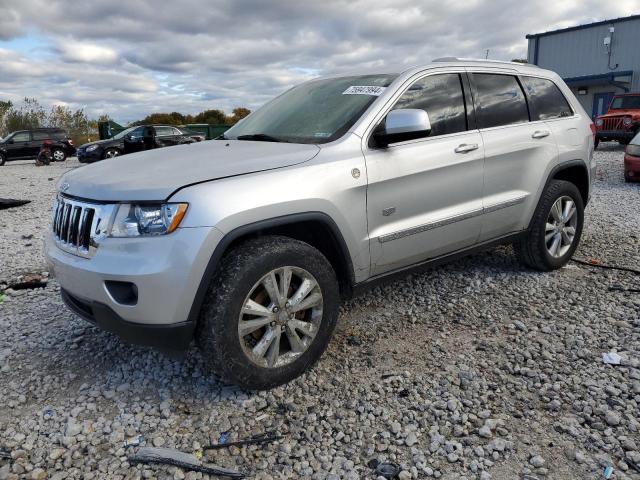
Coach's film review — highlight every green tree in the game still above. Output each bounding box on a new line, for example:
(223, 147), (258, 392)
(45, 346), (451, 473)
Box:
(193, 109), (227, 125)
(228, 107), (251, 124)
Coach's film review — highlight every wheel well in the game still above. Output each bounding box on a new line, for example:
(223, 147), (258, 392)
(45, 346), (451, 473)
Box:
(552, 164), (589, 204)
(222, 219), (354, 297)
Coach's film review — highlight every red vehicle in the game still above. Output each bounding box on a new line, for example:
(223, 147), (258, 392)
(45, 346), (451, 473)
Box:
(624, 133), (640, 182)
(594, 93), (640, 148)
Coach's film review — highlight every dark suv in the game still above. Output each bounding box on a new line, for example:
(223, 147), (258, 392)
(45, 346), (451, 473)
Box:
(0, 128), (76, 165)
(76, 125), (197, 163)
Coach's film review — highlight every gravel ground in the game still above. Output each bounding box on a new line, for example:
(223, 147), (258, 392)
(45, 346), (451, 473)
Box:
(0, 146), (639, 480)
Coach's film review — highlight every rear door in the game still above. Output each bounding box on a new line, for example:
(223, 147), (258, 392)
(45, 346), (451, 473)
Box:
(155, 126), (178, 147)
(365, 71), (484, 275)
(469, 72), (558, 241)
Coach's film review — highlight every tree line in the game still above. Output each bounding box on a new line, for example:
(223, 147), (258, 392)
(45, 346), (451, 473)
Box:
(0, 98), (251, 145)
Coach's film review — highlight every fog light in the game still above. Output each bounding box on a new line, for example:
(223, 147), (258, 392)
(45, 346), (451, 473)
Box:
(105, 281), (138, 306)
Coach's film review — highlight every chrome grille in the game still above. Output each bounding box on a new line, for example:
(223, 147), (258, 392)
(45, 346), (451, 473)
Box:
(51, 196), (114, 258)
(602, 117), (623, 131)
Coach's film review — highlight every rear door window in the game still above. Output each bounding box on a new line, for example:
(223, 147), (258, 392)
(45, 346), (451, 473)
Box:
(155, 126), (173, 137)
(32, 131), (51, 141)
(392, 73), (467, 137)
(521, 76), (573, 120)
(471, 74), (529, 129)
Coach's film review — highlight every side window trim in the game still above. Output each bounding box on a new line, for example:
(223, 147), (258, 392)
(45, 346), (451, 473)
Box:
(515, 76), (532, 122)
(460, 72), (476, 131)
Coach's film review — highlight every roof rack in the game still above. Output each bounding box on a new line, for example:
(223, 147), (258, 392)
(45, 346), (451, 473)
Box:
(432, 57), (536, 66)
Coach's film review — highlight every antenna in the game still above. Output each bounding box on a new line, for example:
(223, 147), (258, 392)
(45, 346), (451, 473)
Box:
(485, 49), (489, 59)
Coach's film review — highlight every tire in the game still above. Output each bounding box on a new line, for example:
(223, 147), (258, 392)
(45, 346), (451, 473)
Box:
(51, 148), (66, 162)
(197, 236), (340, 390)
(594, 138), (599, 150)
(0, 152), (5, 166)
(103, 148), (120, 159)
(514, 180), (584, 271)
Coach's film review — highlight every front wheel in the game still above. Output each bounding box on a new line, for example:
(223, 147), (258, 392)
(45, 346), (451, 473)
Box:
(515, 180), (584, 271)
(103, 148), (120, 159)
(197, 236), (340, 390)
(52, 148), (66, 162)
(0, 152), (5, 166)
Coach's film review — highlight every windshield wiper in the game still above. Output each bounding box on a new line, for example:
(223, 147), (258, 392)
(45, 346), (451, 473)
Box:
(236, 133), (288, 143)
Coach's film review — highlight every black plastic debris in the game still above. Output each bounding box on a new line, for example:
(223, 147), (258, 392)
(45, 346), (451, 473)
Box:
(128, 447), (244, 478)
(0, 447), (11, 460)
(9, 274), (47, 290)
(0, 199), (30, 210)
(376, 462), (400, 479)
(205, 430), (282, 450)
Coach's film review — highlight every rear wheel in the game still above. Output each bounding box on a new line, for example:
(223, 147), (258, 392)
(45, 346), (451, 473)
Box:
(515, 180), (584, 271)
(197, 236), (340, 390)
(0, 152), (5, 166)
(52, 148), (66, 162)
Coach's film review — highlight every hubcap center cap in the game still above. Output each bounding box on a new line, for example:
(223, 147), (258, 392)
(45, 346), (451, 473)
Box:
(276, 310), (289, 325)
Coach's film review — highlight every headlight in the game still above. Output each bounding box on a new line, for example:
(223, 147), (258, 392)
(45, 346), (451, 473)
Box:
(623, 117), (632, 126)
(595, 118), (603, 127)
(110, 203), (188, 237)
(626, 144), (640, 157)
(86, 144), (99, 152)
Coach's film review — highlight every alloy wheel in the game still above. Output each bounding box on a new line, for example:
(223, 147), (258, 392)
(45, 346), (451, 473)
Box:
(52, 150), (65, 161)
(545, 196), (578, 258)
(105, 149), (119, 158)
(238, 266), (323, 368)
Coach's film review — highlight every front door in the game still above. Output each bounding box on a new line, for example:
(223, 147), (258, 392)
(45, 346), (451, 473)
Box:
(4, 132), (31, 159)
(365, 72), (484, 275)
(592, 92), (614, 119)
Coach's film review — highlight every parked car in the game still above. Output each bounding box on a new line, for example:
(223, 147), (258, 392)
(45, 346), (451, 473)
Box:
(76, 125), (197, 163)
(46, 59), (594, 389)
(624, 131), (640, 182)
(594, 93), (640, 148)
(0, 128), (75, 165)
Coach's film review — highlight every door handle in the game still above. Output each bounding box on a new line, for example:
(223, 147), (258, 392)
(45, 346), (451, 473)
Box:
(532, 130), (550, 139)
(454, 143), (479, 154)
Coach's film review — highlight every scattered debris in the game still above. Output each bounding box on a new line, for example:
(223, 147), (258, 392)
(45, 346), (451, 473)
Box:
(602, 352), (622, 365)
(205, 430), (282, 450)
(376, 461), (400, 479)
(572, 257), (640, 275)
(0, 447), (11, 460)
(0, 294), (5, 304)
(8, 274), (47, 290)
(127, 446), (244, 478)
(603, 465), (613, 479)
(21, 234), (34, 240)
(123, 435), (144, 448)
(0, 199), (30, 210)
(609, 283), (640, 293)
(42, 408), (54, 420)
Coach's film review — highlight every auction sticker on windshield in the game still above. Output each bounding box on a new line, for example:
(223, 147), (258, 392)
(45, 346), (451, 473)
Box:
(342, 86), (386, 96)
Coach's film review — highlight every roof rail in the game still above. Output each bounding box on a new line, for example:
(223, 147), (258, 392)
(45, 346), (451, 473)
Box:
(432, 57), (536, 67)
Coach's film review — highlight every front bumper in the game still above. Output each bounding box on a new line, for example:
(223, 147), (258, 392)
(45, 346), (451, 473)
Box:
(624, 154), (640, 180)
(46, 226), (224, 349)
(596, 130), (635, 141)
(76, 148), (103, 163)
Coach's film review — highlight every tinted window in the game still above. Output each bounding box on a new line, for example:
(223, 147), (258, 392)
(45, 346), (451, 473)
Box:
(155, 126), (174, 137)
(32, 131), (51, 141)
(472, 74), (529, 129)
(12, 132), (30, 142)
(392, 73), (467, 137)
(129, 127), (144, 139)
(521, 76), (572, 120)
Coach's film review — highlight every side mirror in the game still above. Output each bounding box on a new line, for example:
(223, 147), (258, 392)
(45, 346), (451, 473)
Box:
(374, 109), (431, 147)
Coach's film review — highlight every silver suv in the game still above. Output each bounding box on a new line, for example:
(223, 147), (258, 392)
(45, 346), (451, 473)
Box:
(46, 59), (595, 389)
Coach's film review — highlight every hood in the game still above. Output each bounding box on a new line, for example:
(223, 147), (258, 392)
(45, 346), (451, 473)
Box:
(78, 138), (121, 149)
(61, 140), (320, 201)
(598, 109), (639, 119)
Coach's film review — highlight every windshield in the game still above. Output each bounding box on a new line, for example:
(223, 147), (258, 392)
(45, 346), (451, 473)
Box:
(224, 74), (397, 144)
(112, 126), (139, 139)
(610, 96), (640, 110)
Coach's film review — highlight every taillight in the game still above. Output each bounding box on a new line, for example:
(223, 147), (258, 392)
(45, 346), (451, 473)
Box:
(67, 139), (74, 145)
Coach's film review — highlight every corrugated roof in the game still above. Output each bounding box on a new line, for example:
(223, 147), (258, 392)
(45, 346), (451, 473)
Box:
(526, 14), (640, 39)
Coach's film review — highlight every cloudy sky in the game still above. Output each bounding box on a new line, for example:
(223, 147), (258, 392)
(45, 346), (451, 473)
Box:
(0, 0), (637, 124)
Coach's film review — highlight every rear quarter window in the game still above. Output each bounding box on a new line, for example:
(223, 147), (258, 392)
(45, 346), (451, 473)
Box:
(471, 73), (529, 129)
(521, 76), (573, 120)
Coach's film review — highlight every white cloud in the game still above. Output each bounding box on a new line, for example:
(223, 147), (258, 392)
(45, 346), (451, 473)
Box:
(0, 0), (637, 123)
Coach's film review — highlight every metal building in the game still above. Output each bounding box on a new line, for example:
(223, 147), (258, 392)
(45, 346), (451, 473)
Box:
(526, 15), (640, 119)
